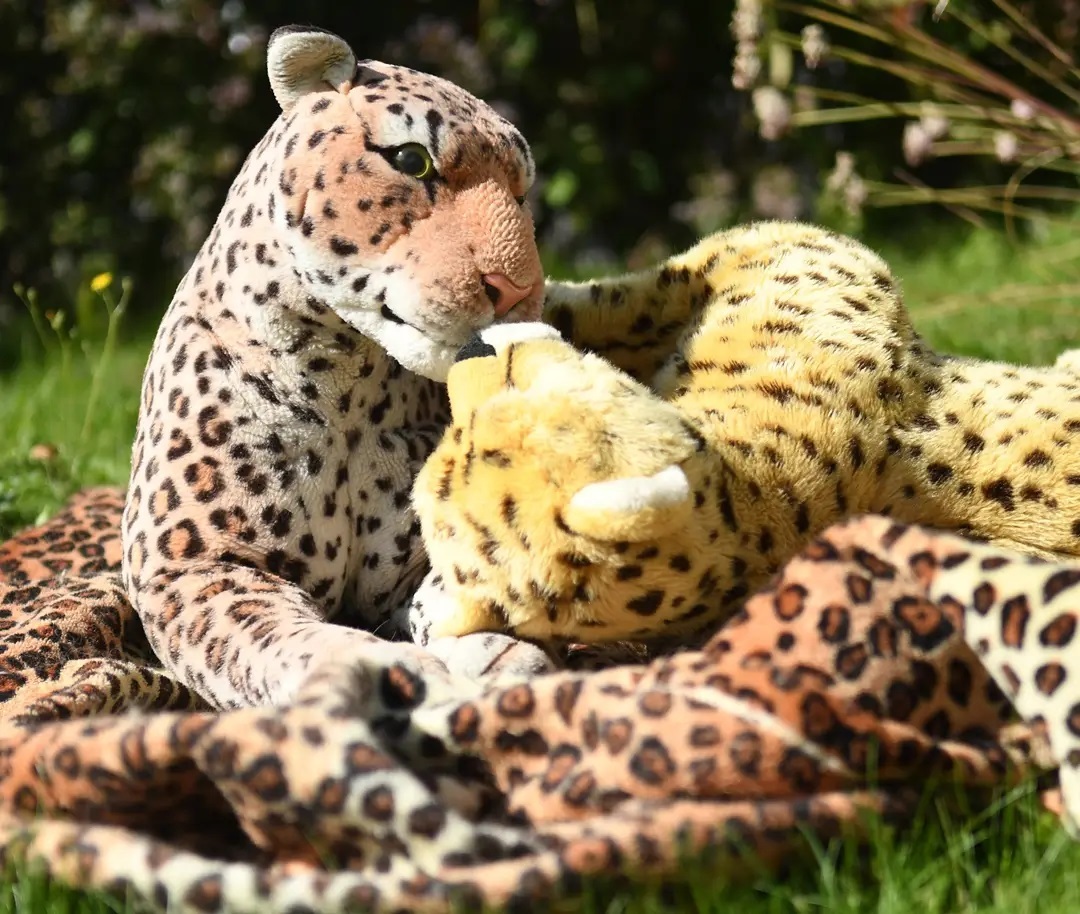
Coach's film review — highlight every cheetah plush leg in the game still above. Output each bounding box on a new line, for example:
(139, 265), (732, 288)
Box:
(542, 251), (713, 383)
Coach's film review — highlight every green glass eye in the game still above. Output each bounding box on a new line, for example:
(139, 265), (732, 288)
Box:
(391, 143), (434, 179)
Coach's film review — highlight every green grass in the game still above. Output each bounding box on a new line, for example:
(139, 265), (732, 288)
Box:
(0, 224), (1078, 912)
(1, 782), (1077, 914)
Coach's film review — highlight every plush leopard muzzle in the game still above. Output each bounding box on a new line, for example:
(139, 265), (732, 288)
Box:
(263, 25), (545, 383)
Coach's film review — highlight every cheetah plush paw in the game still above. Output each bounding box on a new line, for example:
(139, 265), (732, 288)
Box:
(565, 463), (692, 541)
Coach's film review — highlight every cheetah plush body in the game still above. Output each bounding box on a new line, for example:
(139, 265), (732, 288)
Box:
(404, 220), (1080, 646)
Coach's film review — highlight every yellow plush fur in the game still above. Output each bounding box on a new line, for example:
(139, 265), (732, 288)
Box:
(410, 221), (1080, 643)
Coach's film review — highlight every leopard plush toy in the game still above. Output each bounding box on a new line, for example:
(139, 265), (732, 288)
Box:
(108, 23), (573, 709)
(403, 220), (1080, 646)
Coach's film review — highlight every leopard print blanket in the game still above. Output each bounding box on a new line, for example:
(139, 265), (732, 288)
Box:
(0, 502), (1076, 912)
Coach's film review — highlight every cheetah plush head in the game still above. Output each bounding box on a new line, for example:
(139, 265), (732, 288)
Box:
(410, 324), (730, 644)
(262, 25), (543, 380)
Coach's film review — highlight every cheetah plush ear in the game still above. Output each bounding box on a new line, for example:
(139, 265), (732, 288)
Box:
(267, 25), (357, 110)
(564, 465), (692, 542)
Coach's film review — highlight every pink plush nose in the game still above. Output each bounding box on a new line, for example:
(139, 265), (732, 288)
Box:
(482, 273), (535, 317)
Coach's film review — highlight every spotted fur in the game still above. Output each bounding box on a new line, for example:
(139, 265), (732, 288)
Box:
(0, 515), (1074, 914)
(103, 24), (561, 709)
(0, 487), (124, 585)
(404, 220), (1080, 646)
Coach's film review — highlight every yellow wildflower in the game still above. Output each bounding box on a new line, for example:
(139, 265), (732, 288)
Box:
(90, 272), (113, 293)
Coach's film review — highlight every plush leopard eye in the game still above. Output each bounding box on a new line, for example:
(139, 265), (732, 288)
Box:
(390, 143), (434, 179)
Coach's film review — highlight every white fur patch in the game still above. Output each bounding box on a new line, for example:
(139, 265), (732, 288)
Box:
(478, 322), (563, 352)
(568, 464), (690, 517)
(337, 306), (458, 381)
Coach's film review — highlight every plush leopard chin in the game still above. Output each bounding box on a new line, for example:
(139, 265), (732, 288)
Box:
(404, 221), (1080, 646)
(264, 25), (545, 381)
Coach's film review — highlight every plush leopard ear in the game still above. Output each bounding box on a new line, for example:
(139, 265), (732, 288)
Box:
(564, 464), (692, 542)
(267, 25), (357, 110)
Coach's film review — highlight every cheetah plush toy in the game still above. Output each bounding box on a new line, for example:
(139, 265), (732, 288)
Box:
(403, 220), (1080, 646)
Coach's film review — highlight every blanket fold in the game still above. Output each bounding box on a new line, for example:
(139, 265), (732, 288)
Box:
(0, 510), (1074, 913)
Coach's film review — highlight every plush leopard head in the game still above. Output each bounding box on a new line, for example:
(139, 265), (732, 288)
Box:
(259, 25), (543, 380)
(410, 324), (732, 644)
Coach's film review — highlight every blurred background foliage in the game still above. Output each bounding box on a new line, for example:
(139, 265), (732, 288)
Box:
(0, 0), (1077, 367)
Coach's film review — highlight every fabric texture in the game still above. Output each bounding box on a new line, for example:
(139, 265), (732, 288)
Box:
(0, 509), (1075, 913)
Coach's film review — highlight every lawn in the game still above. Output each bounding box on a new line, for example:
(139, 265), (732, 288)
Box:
(1, 222), (1079, 912)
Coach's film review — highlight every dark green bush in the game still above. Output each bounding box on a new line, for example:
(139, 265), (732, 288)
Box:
(0, 0), (749, 348)
(1, 1), (1075, 367)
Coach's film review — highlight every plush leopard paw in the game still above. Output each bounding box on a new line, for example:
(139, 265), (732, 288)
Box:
(393, 572), (557, 684)
(427, 632), (558, 684)
(394, 571), (509, 646)
(393, 570), (468, 646)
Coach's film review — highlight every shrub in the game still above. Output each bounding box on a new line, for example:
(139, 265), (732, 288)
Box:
(1, 1), (1075, 369)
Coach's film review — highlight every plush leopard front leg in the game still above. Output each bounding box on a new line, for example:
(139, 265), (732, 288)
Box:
(131, 563), (450, 709)
(121, 306), (457, 710)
